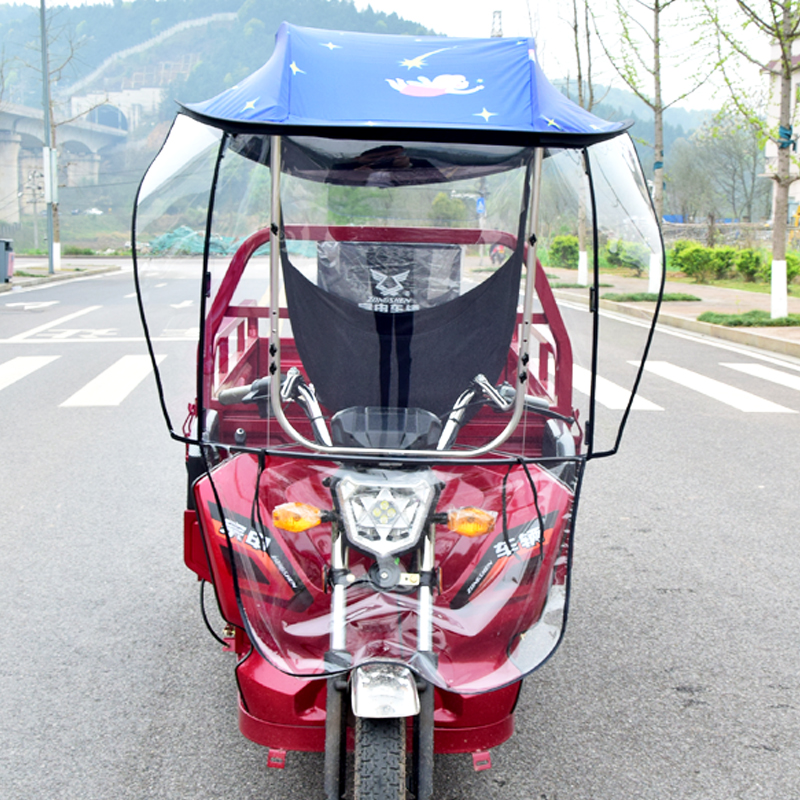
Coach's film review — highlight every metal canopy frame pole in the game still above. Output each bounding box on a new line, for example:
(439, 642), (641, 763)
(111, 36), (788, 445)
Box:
(268, 135), (283, 412)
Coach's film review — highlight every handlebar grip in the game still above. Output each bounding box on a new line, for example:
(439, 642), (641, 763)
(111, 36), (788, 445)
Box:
(217, 385), (252, 405)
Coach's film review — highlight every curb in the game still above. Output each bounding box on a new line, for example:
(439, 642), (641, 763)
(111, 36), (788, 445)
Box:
(0, 265), (122, 293)
(554, 289), (800, 361)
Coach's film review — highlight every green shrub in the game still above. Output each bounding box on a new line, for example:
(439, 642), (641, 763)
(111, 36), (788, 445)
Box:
(668, 239), (696, 272)
(63, 246), (95, 256)
(734, 248), (762, 282)
(711, 246), (737, 280)
(674, 243), (716, 283)
(758, 252), (800, 284)
(604, 239), (650, 276)
(790, 252), (800, 284)
(549, 235), (579, 269)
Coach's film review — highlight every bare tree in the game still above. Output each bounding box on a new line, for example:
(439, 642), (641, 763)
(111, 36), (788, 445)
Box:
(665, 137), (719, 221)
(24, 8), (108, 261)
(666, 114), (770, 222)
(701, 0), (800, 317)
(593, 0), (717, 224)
(570, 0), (610, 285)
(697, 109), (771, 221)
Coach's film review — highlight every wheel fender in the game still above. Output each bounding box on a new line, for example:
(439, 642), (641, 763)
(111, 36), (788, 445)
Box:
(351, 663), (420, 719)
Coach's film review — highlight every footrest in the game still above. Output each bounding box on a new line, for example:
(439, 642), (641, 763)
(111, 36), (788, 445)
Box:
(472, 750), (492, 772)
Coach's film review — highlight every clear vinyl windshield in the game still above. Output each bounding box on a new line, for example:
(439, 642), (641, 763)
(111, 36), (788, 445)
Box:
(134, 119), (662, 692)
(199, 134), (571, 461)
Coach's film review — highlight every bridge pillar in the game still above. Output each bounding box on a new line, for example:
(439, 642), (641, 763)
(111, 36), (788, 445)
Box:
(66, 152), (101, 188)
(0, 131), (22, 224)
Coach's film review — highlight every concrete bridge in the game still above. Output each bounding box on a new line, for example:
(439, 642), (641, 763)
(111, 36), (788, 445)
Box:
(0, 102), (127, 224)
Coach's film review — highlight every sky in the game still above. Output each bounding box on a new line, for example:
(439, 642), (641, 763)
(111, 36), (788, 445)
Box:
(3, 0), (768, 111)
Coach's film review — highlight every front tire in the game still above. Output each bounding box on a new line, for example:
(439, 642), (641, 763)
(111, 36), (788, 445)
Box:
(354, 716), (407, 800)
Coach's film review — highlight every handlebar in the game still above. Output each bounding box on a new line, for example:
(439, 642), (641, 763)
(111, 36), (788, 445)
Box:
(437, 375), (574, 450)
(215, 370), (332, 446)
(217, 384), (254, 405)
(218, 372), (571, 451)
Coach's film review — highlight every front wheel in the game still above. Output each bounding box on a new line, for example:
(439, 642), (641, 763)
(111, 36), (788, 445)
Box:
(354, 716), (407, 800)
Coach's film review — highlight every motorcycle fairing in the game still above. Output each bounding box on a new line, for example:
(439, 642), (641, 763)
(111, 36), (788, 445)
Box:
(193, 452), (577, 694)
(205, 502), (314, 611)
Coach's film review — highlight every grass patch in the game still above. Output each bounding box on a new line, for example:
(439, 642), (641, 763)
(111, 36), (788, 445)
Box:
(63, 246), (96, 256)
(697, 309), (800, 327)
(602, 292), (701, 302)
(668, 275), (800, 296)
(552, 281), (614, 289)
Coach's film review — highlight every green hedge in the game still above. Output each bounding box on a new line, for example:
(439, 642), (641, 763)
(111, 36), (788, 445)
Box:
(669, 243), (799, 284)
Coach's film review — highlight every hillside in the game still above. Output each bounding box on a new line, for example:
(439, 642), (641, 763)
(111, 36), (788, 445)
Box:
(0, 0), (719, 250)
(556, 83), (715, 177)
(0, 0), (434, 107)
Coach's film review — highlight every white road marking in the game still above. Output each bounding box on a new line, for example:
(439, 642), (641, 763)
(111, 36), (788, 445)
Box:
(38, 328), (118, 340)
(0, 356), (60, 391)
(635, 361), (797, 413)
(161, 328), (199, 338)
(572, 364), (663, 410)
(170, 300), (193, 309)
(124, 292), (137, 298)
(722, 362), (800, 392)
(557, 296), (800, 373)
(7, 306), (102, 341)
(60, 355), (165, 407)
(4, 301), (60, 311)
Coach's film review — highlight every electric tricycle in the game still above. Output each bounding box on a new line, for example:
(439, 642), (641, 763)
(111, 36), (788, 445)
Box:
(134, 23), (664, 799)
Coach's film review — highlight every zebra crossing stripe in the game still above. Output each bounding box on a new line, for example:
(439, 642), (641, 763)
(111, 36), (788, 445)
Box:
(637, 361), (797, 413)
(722, 362), (800, 392)
(572, 364), (663, 410)
(60, 355), (165, 407)
(0, 356), (60, 391)
(8, 306), (102, 341)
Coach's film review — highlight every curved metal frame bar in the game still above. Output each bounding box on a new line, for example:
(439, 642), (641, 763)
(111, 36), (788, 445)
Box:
(265, 135), (544, 460)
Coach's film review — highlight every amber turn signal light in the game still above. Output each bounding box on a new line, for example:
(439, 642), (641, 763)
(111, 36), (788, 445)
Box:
(447, 507), (497, 537)
(273, 502), (322, 532)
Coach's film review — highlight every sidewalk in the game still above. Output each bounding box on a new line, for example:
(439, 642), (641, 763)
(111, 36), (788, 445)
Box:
(547, 267), (800, 360)
(0, 256), (127, 292)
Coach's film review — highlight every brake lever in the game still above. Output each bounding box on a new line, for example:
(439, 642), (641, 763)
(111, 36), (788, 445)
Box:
(280, 367), (333, 446)
(473, 374), (514, 412)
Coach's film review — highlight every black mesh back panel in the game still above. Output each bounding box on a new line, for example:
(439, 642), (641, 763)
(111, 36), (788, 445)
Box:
(281, 245), (523, 418)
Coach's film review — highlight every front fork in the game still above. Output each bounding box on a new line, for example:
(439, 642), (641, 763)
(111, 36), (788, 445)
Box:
(323, 523), (436, 800)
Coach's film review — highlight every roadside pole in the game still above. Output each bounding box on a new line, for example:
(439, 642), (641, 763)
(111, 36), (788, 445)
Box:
(40, 0), (56, 275)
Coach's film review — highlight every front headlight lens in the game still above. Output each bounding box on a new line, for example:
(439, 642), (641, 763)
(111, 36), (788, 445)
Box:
(335, 469), (438, 558)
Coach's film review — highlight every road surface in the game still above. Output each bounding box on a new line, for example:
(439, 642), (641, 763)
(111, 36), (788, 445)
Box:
(1, 268), (799, 799)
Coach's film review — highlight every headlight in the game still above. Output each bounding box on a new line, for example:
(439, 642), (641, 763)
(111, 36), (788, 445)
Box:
(335, 468), (438, 558)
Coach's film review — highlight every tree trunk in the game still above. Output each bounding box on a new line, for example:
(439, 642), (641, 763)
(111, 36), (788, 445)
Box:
(652, 0), (664, 226)
(772, 5), (793, 319)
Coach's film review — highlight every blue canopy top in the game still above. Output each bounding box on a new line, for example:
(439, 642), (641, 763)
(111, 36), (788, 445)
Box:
(184, 23), (629, 147)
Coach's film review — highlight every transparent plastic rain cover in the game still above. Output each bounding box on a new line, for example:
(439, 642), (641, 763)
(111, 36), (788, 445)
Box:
(134, 121), (662, 692)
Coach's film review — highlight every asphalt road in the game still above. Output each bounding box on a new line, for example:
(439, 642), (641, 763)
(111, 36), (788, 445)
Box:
(1, 268), (799, 799)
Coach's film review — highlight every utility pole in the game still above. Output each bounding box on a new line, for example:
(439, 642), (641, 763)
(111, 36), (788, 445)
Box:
(40, 0), (57, 274)
(26, 170), (44, 249)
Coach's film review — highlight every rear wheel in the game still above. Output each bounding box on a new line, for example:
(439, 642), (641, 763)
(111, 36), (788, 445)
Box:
(353, 716), (407, 800)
